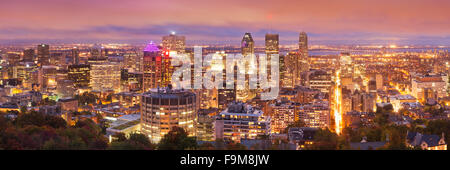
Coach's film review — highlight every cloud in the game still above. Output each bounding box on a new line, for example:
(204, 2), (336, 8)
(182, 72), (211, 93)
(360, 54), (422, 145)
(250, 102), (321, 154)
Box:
(1, 24), (449, 45)
(0, 0), (449, 45)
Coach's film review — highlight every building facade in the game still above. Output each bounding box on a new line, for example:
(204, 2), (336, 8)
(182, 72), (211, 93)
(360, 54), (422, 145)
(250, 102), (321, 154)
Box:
(214, 102), (271, 142)
(141, 87), (197, 143)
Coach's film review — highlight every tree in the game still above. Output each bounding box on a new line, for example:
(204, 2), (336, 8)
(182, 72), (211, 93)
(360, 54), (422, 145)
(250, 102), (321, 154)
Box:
(44, 115), (67, 129)
(112, 133), (127, 142)
(424, 120), (450, 144)
(225, 141), (247, 150)
(108, 133), (154, 150)
(384, 125), (409, 150)
(158, 126), (197, 150)
(75, 92), (98, 106)
(374, 112), (390, 127)
(198, 142), (215, 150)
(128, 133), (153, 148)
(15, 111), (46, 128)
(309, 128), (338, 150)
(214, 138), (226, 150)
(20, 106), (27, 115)
(0, 111), (108, 150)
(41, 98), (57, 106)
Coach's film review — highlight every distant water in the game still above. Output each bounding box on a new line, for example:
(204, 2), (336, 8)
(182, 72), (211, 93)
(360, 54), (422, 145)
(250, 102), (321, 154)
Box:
(308, 47), (450, 56)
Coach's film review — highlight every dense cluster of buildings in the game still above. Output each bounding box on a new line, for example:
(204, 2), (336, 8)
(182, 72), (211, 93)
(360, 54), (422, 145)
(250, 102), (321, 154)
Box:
(0, 31), (449, 150)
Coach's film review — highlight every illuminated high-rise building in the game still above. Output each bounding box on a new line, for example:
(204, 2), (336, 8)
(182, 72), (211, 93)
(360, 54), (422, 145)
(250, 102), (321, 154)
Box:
(282, 52), (298, 88)
(218, 89), (236, 110)
(237, 33), (257, 102)
(141, 87), (197, 143)
(299, 32), (308, 59)
(88, 44), (107, 64)
(13, 62), (38, 89)
(68, 64), (90, 88)
(298, 32), (309, 85)
(72, 47), (80, 65)
(265, 33), (280, 90)
(142, 42), (173, 92)
(162, 33), (185, 53)
(368, 76), (377, 95)
(37, 44), (50, 65)
(376, 74), (383, 90)
(56, 79), (75, 99)
(265, 33), (279, 55)
(38, 65), (58, 92)
(241, 33), (255, 56)
(90, 62), (121, 93)
(123, 50), (142, 72)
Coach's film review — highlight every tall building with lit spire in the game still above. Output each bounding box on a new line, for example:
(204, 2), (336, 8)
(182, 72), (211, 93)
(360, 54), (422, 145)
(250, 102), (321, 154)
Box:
(241, 33), (254, 56)
(142, 42), (172, 92)
(237, 33), (256, 102)
(265, 33), (279, 55)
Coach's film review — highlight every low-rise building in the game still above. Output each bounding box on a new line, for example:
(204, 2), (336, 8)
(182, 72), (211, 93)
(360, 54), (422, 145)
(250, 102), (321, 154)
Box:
(296, 101), (330, 129)
(343, 111), (375, 129)
(406, 131), (447, 150)
(106, 114), (141, 140)
(214, 102), (271, 142)
(197, 108), (219, 141)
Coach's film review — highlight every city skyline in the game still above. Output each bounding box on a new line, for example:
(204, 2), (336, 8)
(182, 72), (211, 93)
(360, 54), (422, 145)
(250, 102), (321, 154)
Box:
(1, 0), (450, 45)
(0, 0), (449, 153)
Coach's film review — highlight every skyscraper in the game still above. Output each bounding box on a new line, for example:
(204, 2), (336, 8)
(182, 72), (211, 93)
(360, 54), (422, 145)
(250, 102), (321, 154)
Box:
(261, 34), (282, 86)
(299, 32), (308, 59)
(123, 50), (141, 72)
(90, 62), (121, 93)
(142, 42), (172, 92)
(88, 44), (107, 64)
(39, 65), (58, 92)
(162, 33), (186, 53)
(298, 32), (310, 86)
(241, 33), (254, 56)
(72, 47), (79, 65)
(37, 44), (50, 65)
(265, 33), (279, 55)
(376, 74), (383, 90)
(68, 64), (90, 88)
(237, 33), (256, 102)
(282, 52), (297, 88)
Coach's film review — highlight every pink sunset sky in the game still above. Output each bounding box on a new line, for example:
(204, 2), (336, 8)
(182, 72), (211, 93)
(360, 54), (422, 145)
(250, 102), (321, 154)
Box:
(0, 0), (449, 45)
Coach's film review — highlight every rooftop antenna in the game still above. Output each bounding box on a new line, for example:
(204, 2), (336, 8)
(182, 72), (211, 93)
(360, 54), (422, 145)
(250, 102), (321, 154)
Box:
(267, 13), (273, 34)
